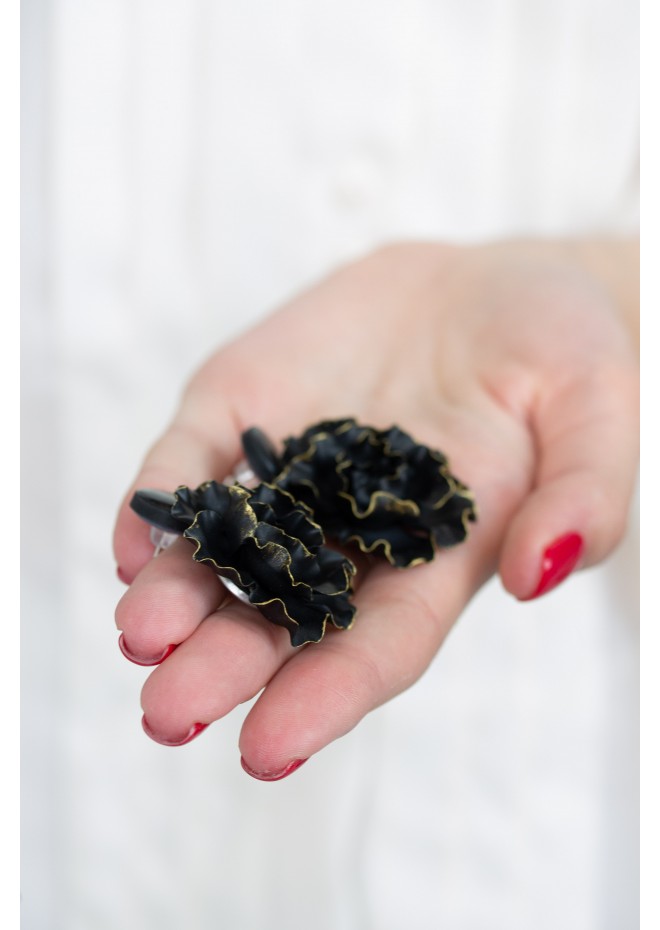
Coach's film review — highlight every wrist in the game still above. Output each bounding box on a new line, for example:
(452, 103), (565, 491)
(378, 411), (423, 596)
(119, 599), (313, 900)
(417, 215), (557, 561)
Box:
(570, 237), (639, 354)
(467, 236), (639, 356)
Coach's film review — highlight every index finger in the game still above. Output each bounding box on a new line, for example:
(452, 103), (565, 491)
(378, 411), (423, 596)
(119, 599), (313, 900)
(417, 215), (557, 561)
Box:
(113, 408), (241, 584)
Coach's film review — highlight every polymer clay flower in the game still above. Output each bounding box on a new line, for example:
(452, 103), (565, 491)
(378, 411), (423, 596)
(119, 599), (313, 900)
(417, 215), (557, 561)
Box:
(241, 419), (477, 568)
(174, 481), (357, 646)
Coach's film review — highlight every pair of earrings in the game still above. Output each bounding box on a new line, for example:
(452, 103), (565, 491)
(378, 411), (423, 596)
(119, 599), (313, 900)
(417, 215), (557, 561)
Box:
(131, 418), (477, 646)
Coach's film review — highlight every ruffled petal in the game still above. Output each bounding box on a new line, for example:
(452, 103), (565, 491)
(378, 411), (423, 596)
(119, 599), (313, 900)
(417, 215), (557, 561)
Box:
(242, 420), (477, 568)
(178, 481), (356, 645)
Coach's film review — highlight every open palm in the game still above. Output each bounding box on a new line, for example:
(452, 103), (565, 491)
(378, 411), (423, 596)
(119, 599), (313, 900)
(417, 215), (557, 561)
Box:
(114, 241), (638, 778)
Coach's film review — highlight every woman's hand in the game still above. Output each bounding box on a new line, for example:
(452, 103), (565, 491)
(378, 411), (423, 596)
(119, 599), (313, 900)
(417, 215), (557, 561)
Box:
(113, 239), (638, 778)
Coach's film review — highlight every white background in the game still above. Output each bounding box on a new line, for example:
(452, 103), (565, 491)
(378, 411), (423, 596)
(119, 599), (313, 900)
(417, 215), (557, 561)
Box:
(21, 2), (639, 928)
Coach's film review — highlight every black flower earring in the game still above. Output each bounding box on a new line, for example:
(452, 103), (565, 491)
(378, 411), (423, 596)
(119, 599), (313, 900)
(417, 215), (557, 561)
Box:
(241, 419), (477, 568)
(131, 481), (356, 646)
(130, 418), (476, 647)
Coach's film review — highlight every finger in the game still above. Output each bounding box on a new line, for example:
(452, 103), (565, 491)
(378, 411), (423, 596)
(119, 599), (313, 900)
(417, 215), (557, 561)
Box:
(114, 537), (229, 663)
(132, 542), (374, 740)
(139, 602), (296, 744)
(237, 537), (491, 779)
(499, 362), (639, 600)
(113, 407), (242, 583)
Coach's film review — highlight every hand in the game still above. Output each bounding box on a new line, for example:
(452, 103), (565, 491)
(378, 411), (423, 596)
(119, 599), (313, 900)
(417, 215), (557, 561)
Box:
(113, 239), (638, 777)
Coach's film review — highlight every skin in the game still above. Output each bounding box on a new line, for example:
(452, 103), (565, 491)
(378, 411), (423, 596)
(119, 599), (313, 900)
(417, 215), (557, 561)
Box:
(113, 238), (639, 776)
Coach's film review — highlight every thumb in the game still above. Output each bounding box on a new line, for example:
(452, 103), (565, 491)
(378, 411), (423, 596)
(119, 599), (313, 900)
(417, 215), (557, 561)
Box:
(499, 363), (639, 600)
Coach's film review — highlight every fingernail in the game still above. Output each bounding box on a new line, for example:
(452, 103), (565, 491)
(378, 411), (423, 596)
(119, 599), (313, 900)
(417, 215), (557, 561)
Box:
(240, 757), (308, 782)
(117, 565), (131, 585)
(525, 532), (584, 600)
(141, 715), (208, 747)
(118, 633), (177, 667)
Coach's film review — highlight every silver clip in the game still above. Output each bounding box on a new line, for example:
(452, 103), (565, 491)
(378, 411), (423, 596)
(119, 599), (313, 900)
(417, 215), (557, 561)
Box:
(150, 526), (178, 557)
(228, 459), (259, 488)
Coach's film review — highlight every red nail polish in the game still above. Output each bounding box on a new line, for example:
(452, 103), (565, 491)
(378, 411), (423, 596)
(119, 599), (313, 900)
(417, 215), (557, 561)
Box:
(526, 532), (584, 599)
(117, 566), (131, 585)
(141, 715), (208, 747)
(240, 757), (307, 782)
(118, 633), (177, 666)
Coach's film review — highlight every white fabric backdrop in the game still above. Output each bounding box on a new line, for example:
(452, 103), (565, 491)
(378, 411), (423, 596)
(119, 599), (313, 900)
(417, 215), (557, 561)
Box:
(22, 1), (639, 928)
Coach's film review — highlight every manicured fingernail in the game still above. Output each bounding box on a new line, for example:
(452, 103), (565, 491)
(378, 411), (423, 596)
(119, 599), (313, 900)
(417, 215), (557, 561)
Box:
(240, 757), (307, 782)
(141, 715), (208, 747)
(118, 633), (177, 666)
(525, 532), (584, 600)
(117, 565), (131, 585)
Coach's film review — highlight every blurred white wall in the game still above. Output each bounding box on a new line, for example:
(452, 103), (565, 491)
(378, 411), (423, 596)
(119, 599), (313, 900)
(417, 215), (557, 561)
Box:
(21, 2), (638, 928)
